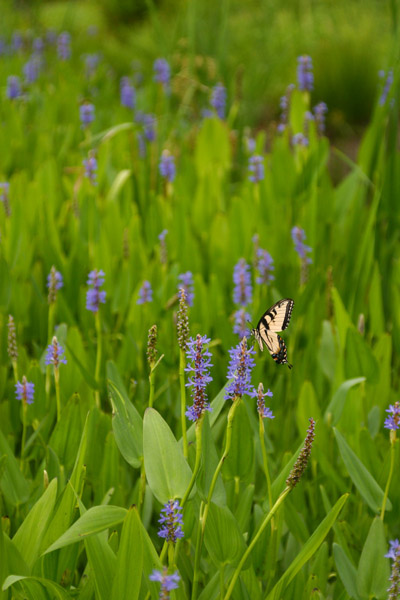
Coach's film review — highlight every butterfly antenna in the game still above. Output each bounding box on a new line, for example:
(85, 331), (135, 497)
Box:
(287, 363), (293, 370)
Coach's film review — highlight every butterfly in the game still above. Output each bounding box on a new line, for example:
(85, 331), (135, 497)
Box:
(251, 298), (294, 368)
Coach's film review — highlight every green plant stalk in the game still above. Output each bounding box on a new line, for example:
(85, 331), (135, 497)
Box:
(191, 501), (204, 600)
(220, 563), (225, 598)
(259, 415), (273, 510)
(20, 401), (27, 469)
(11, 359), (18, 384)
(138, 457), (146, 517)
(223, 486), (291, 600)
(179, 348), (188, 458)
(380, 432), (396, 520)
(45, 303), (56, 398)
(94, 310), (102, 409)
(54, 366), (61, 423)
(148, 366), (155, 408)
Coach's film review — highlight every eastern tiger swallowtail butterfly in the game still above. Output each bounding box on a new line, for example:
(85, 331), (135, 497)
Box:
(251, 298), (294, 368)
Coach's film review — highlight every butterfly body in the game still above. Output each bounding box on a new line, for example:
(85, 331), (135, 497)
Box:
(251, 298), (294, 368)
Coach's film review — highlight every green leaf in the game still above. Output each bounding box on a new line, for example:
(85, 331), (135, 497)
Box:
(344, 328), (379, 384)
(108, 373), (143, 469)
(195, 117), (230, 177)
(143, 408), (192, 504)
(267, 494), (348, 599)
(84, 531), (117, 600)
(332, 287), (353, 348)
(13, 479), (57, 569)
(106, 170), (132, 202)
(325, 378), (366, 426)
(0, 428), (29, 506)
(2, 575), (72, 599)
(44, 505), (127, 554)
(356, 517), (390, 599)
(204, 503), (247, 567)
(111, 507), (143, 600)
(318, 320), (337, 381)
(334, 428), (391, 512)
(224, 401), (254, 481)
(296, 380), (321, 436)
(333, 543), (361, 600)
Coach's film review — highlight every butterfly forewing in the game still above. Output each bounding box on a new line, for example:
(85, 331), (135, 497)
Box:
(253, 298), (294, 368)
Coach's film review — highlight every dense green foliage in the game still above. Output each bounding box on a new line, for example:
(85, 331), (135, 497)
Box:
(0, 5), (399, 600)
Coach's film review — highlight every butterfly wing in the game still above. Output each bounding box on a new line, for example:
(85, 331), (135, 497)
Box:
(256, 298), (294, 333)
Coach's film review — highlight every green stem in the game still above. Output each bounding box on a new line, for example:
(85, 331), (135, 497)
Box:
(220, 563), (225, 598)
(94, 310), (102, 409)
(191, 502), (204, 600)
(138, 458), (146, 517)
(179, 348), (188, 458)
(20, 402), (27, 469)
(46, 304), (56, 399)
(259, 416), (273, 511)
(223, 487), (291, 600)
(148, 367), (155, 408)
(54, 367), (61, 423)
(12, 359), (18, 384)
(380, 433), (396, 520)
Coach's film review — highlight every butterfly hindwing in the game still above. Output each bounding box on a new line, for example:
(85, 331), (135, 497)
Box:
(252, 298), (294, 368)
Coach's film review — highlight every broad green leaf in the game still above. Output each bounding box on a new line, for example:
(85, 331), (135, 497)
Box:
(356, 517), (390, 599)
(325, 378), (365, 426)
(332, 287), (353, 348)
(44, 505), (127, 554)
(204, 503), (246, 567)
(111, 507), (143, 600)
(106, 170), (132, 202)
(84, 532), (117, 600)
(13, 479), (57, 569)
(195, 117), (230, 177)
(143, 408), (192, 504)
(344, 328), (379, 384)
(318, 320), (337, 381)
(108, 374), (143, 469)
(224, 401), (254, 481)
(368, 261), (385, 336)
(333, 543), (361, 600)
(296, 380), (320, 436)
(267, 494), (348, 599)
(0, 428), (29, 506)
(2, 575), (71, 599)
(334, 428), (391, 512)
(196, 413), (226, 505)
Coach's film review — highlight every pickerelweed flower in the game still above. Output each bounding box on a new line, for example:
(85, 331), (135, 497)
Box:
(120, 76), (136, 109)
(251, 383), (274, 419)
(15, 376), (35, 405)
(225, 337), (256, 401)
(45, 336), (67, 367)
(384, 402), (400, 430)
(286, 417), (315, 489)
(292, 132), (309, 147)
(80, 103), (95, 128)
(86, 269), (106, 312)
(314, 102), (328, 135)
(159, 229), (168, 265)
(82, 53), (100, 78)
(0, 182), (11, 217)
(379, 69), (394, 106)
(177, 272), (194, 307)
(233, 258), (252, 306)
(385, 539), (400, 600)
(24, 57), (41, 84)
(147, 324), (158, 367)
(46, 29), (57, 45)
(246, 136), (256, 154)
(136, 112), (156, 142)
(7, 315), (18, 362)
(33, 37), (44, 54)
(159, 150), (176, 183)
(149, 568), (180, 597)
(137, 280), (153, 304)
(83, 152), (97, 184)
(292, 226), (312, 263)
(177, 288), (190, 351)
(6, 76), (21, 100)
(12, 31), (23, 52)
(57, 32), (71, 60)
(153, 58), (171, 90)
(248, 155), (265, 183)
(277, 83), (295, 133)
(233, 308), (251, 338)
(297, 55), (314, 91)
(47, 266), (63, 304)
(185, 334), (213, 422)
(255, 248), (275, 285)
(211, 83), (226, 119)
(158, 499), (184, 543)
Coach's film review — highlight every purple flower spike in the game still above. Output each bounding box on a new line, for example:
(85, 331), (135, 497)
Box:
(251, 383), (274, 419)
(83, 53), (100, 78)
(153, 58), (171, 90)
(225, 337), (256, 401)
(379, 69), (394, 106)
(159, 229), (168, 265)
(297, 55), (314, 91)
(292, 226), (312, 263)
(45, 336), (67, 367)
(120, 76), (136, 109)
(185, 334), (213, 422)
(136, 112), (156, 142)
(211, 83), (226, 119)
(384, 402), (400, 430)
(248, 155), (265, 183)
(137, 281), (153, 304)
(159, 151), (176, 182)
(292, 133), (309, 147)
(313, 102), (328, 135)
(177, 272), (194, 306)
(233, 308), (251, 338)
(385, 539), (400, 599)
(157, 499), (184, 543)
(83, 152), (97, 184)
(149, 568), (180, 595)
(0, 182), (11, 217)
(86, 269), (106, 312)
(57, 32), (71, 60)
(15, 376), (35, 405)
(6, 76), (21, 100)
(233, 258), (252, 307)
(80, 103), (95, 128)
(24, 57), (41, 84)
(255, 248), (275, 285)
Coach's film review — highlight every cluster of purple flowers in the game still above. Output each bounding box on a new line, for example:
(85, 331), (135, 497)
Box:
(6, 76), (21, 100)
(385, 539), (400, 599)
(80, 103), (95, 128)
(251, 383), (274, 419)
(83, 53), (100, 78)
(137, 281), (153, 305)
(255, 248), (275, 285)
(159, 151), (176, 183)
(384, 402), (400, 430)
(379, 69), (394, 106)
(157, 499), (184, 543)
(149, 568), (180, 597)
(292, 226), (312, 263)
(120, 76), (136, 109)
(232, 258), (252, 337)
(159, 229), (168, 265)
(15, 376), (35, 405)
(297, 55), (314, 92)
(0, 182), (11, 216)
(24, 56), (41, 84)
(225, 337), (256, 401)
(185, 335), (213, 422)
(153, 58), (170, 91)
(57, 32), (71, 60)
(210, 83), (226, 119)
(248, 155), (265, 183)
(277, 84), (295, 133)
(47, 268), (63, 304)
(177, 272), (194, 306)
(314, 102), (328, 135)
(83, 153), (97, 184)
(292, 133), (309, 147)
(233, 308), (251, 338)
(86, 270), (106, 312)
(45, 336), (67, 367)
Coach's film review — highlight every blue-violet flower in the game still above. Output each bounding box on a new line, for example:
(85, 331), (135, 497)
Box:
(15, 376), (35, 405)
(233, 258), (252, 306)
(149, 568), (180, 597)
(80, 103), (95, 128)
(120, 76), (136, 109)
(384, 402), (400, 430)
(255, 248), (275, 285)
(137, 280), (153, 304)
(251, 383), (274, 419)
(248, 155), (265, 183)
(185, 334), (213, 422)
(45, 336), (67, 367)
(225, 337), (256, 401)
(233, 308), (251, 338)
(297, 55), (314, 92)
(211, 83), (226, 119)
(6, 76), (21, 100)
(159, 150), (176, 182)
(86, 269), (106, 312)
(385, 539), (400, 600)
(158, 499), (184, 543)
(178, 272), (194, 307)
(57, 32), (71, 60)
